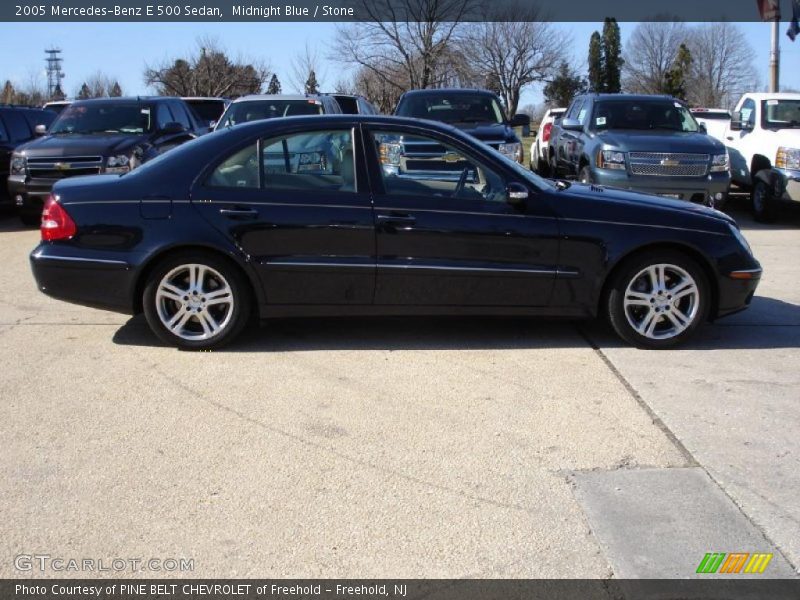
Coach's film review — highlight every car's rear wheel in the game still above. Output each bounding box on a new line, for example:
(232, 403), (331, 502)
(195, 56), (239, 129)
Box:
(143, 251), (251, 350)
(752, 179), (779, 223)
(606, 251), (710, 348)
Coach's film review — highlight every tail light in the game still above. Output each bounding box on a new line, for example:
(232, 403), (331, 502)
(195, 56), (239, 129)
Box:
(41, 195), (77, 242)
(542, 123), (553, 143)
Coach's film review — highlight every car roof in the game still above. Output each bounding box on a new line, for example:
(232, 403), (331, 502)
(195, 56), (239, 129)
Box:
(216, 114), (475, 136)
(68, 96), (182, 106)
(181, 97), (227, 102)
(739, 92), (800, 101)
(401, 88), (498, 98)
(588, 93), (678, 102)
(230, 94), (329, 103)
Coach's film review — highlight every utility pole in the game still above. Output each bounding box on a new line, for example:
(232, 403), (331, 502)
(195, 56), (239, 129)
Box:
(769, 18), (780, 92)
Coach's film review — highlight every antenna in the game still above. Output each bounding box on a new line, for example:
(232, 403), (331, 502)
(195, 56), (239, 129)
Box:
(45, 47), (65, 100)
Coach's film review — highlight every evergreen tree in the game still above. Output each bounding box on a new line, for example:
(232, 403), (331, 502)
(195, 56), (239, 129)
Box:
(663, 44), (692, 101)
(1, 80), (15, 104)
(602, 17), (623, 93)
(77, 83), (91, 100)
(109, 81), (123, 97)
(51, 84), (66, 101)
(544, 62), (588, 107)
(266, 73), (281, 94)
(304, 70), (319, 94)
(588, 32), (604, 92)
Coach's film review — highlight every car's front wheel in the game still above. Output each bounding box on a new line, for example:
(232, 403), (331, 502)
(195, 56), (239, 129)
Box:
(752, 179), (779, 223)
(606, 251), (710, 348)
(143, 251), (252, 350)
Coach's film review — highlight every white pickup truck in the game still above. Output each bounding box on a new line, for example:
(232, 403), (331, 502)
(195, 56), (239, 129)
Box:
(717, 92), (800, 221)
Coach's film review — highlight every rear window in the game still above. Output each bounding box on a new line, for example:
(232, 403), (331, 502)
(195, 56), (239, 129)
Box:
(185, 100), (226, 123)
(334, 96), (359, 114)
(218, 100), (324, 128)
(396, 93), (506, 125)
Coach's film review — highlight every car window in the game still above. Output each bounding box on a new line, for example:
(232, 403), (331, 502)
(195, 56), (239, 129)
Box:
(4, 111), (32, 142)
(50, 103), (152, 134)
(206, 143), (259, 189)
(740, 99), (756, 127)
(170, 102), (192, 129)
(370, 129), (509, 203)
(0, 116), (8, 142)
(566, 98), (584, 120)
(22, 110), (54, 131)
(155, 104), (173, 129)
(396, 94), (506, 125)
(591, 100), (699, 132)
(262, 129), (356, 194)
(218, 100), (324, 127)
(761, 99), (800, 129)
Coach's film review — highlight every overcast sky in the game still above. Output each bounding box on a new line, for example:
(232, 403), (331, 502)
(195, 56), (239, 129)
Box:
(1, 21), (798, 107)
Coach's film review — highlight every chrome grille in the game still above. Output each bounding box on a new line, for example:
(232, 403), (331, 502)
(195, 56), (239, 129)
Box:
(27, 156), (104, 180)
(628, 152), (709, 177)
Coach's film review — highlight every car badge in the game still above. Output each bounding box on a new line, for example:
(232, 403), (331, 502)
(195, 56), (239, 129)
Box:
(660, 158), (679, 166)
(54, 162), (71, 170)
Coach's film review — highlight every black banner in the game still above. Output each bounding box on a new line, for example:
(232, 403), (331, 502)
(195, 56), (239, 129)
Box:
(2, 0), (800, 22)
(3, 579), (800, 600)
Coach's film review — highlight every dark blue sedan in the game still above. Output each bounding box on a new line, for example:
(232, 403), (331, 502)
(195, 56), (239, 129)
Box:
(30, 115), (761, 350)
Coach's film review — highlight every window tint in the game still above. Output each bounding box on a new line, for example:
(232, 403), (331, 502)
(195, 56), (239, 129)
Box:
(170, 102), (192, 129)
(206, 143), (259, 189)
(51, 103), (152, 134)
(0, 116), (8, 142)
(262, 130), (356, 194)
(155, 104), (173, 129)
(4, 111), (32, 141)
(566, 98), (584, 120)
(371, 129), (508, 203)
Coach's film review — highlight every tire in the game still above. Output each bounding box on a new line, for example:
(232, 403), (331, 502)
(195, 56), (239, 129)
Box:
(606, 250), (710, 349)
(142, 251), (252, 350)
(19, 212), (40, 227)
(751, 179), (779, 223)
(579, 166), (592, 184)
(536, 159), (551, 177)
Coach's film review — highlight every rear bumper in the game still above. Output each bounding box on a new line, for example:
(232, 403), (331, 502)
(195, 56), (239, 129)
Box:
(591, 169), (730, 202)
(30, 244), (137, 314)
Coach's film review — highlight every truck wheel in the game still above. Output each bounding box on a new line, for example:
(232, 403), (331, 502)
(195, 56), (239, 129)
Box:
(752, 179), (779, 223)
(579, 166), (592, 184)
(606, 250), (710, 349)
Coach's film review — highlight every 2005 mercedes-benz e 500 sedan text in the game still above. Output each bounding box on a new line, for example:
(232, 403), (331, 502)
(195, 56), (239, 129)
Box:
(30, 115), (761, 350)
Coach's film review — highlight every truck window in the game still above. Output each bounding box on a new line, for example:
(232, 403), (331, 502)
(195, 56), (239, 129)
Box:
(762, 99), (800, 129)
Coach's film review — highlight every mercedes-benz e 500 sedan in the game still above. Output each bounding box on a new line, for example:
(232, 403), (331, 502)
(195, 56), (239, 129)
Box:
(30, 115), (761, 350)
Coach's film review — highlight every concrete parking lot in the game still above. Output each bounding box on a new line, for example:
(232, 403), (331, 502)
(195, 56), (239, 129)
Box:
(0, 197), (798, 579)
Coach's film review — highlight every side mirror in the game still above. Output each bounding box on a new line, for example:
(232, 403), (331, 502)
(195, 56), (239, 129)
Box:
(510, 113), (530, 128)
(34, 124), (47, 136)
(507, 182), (529, 206)
(208, 120), (216, 129)
(698, 122), (707, 133)
(561, 118), (583, 131)
(160, 121), (187, 135)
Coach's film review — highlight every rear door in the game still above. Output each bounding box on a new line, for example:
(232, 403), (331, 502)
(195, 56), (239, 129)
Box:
(363, 124), (559, 307)
(191, 124), (375, 305)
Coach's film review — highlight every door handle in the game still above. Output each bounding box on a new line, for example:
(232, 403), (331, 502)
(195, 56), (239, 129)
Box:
(376, 213), (416, 224)
(219, 207), (258, 219)
(726, 136), (734, 141)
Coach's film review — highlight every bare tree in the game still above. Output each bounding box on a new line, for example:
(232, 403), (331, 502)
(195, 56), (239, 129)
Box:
(458, 6), (565, 117)
(144, 36), (270, 98)
(333, 0), (473, 93)
(622, 21), (689, 94)
(290, 43), (326, 93)
(14, 70), (48, 106)
(83, 71), (117, 98)
(685, 23), (757, 108)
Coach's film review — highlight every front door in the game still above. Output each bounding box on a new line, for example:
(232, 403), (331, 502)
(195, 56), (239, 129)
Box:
(363, 126), (560, 307)
(191, 126), (375, 305)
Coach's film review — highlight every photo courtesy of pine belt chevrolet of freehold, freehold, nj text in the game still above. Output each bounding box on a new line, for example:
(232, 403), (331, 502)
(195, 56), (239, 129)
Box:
(1, 0), (800, 599)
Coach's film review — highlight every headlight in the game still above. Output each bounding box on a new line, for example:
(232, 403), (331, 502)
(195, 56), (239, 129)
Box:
(379, 141), (401, 176)
(105, 154), (130, 173)
(10, 154), (27, 175)
(498, 142), (522, 163)
(710, 152), (729, 173)
(728, 223), (753, 256)
(597, 150), (626, 170)
(776, 146), (800, 170)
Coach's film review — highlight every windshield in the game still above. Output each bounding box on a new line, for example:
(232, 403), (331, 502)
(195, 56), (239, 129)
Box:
(217, 100), (323, 128)
(186, 100), (226, 123)
(591, 100), (699, 132)
(396, 94), (506, 125)
(762, 99), (800, 129)
(49, 103), (152, 134)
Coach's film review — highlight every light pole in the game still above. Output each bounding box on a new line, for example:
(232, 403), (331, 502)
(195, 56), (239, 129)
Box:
(769, 18), (780, 92)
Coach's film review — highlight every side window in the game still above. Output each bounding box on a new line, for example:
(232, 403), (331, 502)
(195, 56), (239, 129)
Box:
(170, 102), (192, 129)
(577, 100), (591, 125)
(206, 143), (259, 189)
(740, 99), (756, 127)
(566, 98), (584, 120)
(371, 129), (508, 203)
(4, 112), (32, 142)
(261, 129), (356, 194)
(0, 116), (8, 142)
(155, 104), (173, 129)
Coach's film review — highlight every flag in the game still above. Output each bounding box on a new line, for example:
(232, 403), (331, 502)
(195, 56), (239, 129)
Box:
(757, 0), (780, 20)
(788, 0), (800, 41)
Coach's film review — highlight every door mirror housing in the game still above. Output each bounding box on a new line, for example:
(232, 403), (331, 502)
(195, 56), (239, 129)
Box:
(510, 113), (530, 128)
(698, 122), (707, 133)
(729, 111), (752, 132)
(506, 182), (529, 206)
(159, 121), (187, 135)
(34, 124), (47, 136)
(561, 118), (583, 131)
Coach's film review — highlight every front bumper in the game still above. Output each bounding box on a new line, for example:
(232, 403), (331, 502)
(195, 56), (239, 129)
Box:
(715, 267), (762, 319)
(8, 174), (55, 217)
(30, 244), (137, 314)
(776, 168), (800, 203)
(591, 168), (730, 202)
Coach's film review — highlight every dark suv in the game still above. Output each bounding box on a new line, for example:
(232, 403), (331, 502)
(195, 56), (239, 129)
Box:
(393, 89), (530, 164)
(9, 96), (205, 225)
(1, 106), (56, 212)
(549, 93), (731, 206)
